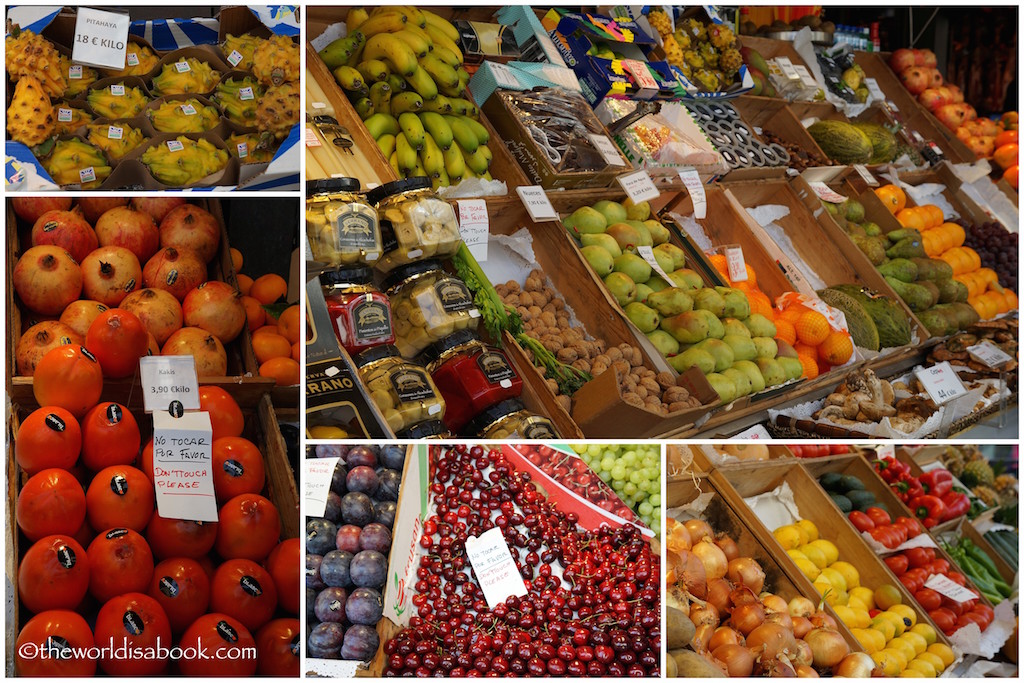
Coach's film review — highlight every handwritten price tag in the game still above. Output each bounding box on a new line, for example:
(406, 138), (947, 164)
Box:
(916, 361), (968, 404)
(139, 356), (200, 414)
(636, 246), (672, 282)
(925, 573), (977, 603)
(734, 424), (772, 440)
(876, 444), (896, 460)
(465, 527), (529, 609)
(967, 341), (1014, 368)
(679, 168), (706, 219)
(152, 410), (217, 522)
(617, 170), (660, 203)
(808, 181), (847, 204)
(853, 164), (879, 186)
(588, 134), (626, 167)
(457, 199), (489, 261)
(516, 186), (557, 222)
(304, 458), (339, 518)
(725, 246), (747, 282)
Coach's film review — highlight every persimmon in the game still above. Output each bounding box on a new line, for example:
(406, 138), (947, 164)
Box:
(32, 345), (103, 419)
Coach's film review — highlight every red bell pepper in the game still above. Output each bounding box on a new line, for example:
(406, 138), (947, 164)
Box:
(910, 495), (946, 528)
(919, 469), (953, 498)
(874, 457), (905, 483)
(939, 491), (969, 521)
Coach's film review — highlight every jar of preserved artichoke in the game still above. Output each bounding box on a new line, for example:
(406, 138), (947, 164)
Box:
(306, 178), (383, 267)
(383, 260), (479, 358)
(367, 178), (462, 273)
(354, 344), (445, 434)
(464, 399), (559, 439)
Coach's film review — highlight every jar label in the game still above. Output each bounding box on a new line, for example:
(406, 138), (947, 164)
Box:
(390, 368), (436, 403)
(435, 280), (475, 313)
(477, 351), (516, 385)
(522, 421), (557, 439)
(332, 211), (379, 250)
(352, 298), (393, 342)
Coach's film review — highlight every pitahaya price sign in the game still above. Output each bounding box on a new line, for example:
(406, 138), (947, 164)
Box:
(72, 7), (131, 70)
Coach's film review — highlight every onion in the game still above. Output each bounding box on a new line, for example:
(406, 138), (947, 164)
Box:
(757, 655), (797, 677)
(689, 603), (720, 629)
(712, 644), (754, 677)
(684, 519), (713, 543)
(804, 628), (849, 669)
(692, 538), (728, 580)
(762, 593), (789, 614)
(701, 651), (729, 676)
(747, 622), (796, 661)
(792, 616), (813, 639)
(788, 596), (815, 618)
(808, 610), (838, 630)
(730, 584), (759, 607)
(706, 577), (733, 614)
(674, 548), (708, 599)
(693, 622), (716, 653)
(715, 534), (740, 561)
(709, 626), (744, 652)
(730, 601), (766, 636)
(791, 639), (813, 667)
(767, 610), (794, 631)
(835, 652), (877, 678)
(727, 557), (766, 594)
(667, 520), (692, 551)
(795, 664), (819, 677)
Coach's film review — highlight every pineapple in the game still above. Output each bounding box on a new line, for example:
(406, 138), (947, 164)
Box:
(961, 458), (995, 488)
(7, 76), (55, 146)
(6, 29), (67, 99)
(252, 35), (299, 87)
(646, 9), (673, 40)
(994, 474), (1018, 496)
(707, 23), (736, 50)
(720, 49), (743, 78)
(256, 81), (299, 139)
(972, 485), (1000, 508)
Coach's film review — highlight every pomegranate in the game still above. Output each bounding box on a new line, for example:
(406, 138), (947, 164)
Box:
(935, 103), (969, 132)
(919, 49), (938, 68)
(926, 67), (943, 89)
(130, 197), (186, 224)
(59, 300), (110, 337)
(81, 246), (142, 307)
(17, 321), (83, 375)
(77, 197), (128, 224)
(966, 136), (996, 159)
(14, 245), (83, 315)
(889, 48), (916, 73)
(86, 309), (150, 378)
(119, 288), (183, 345)
(30, 208), (97, 263)
(162, 328), (228, 377)
(918, 88), (948, 112)
(948, 85), (965, 104)
(899, 67), (929, 96)
(182, 282), (246, 343)
(95, 207), (160, 264)
(159, 205), (221, 263)
(12, 196), (72, 223)
(143, 247), (207, 301)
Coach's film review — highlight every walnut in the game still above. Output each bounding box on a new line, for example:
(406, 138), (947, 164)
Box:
(525, 275), (543, 292)
(517, 306), (532, 322)
(551, 297), (565, 311)
(623, 392), (645, 407)
(556, 347), (578, 363)
(669, 400), (694, 412)
(591, 361), (609, 376)
(505, 294), (520, 307)
(540, 312), (557, 328)
(572, 359), (591, 373)
(612, 360), (632, 376)
(518, 292), (533, 307)
(664, 386), (691, 403)
(629, 347), (644, 367)
(634, 385), (649, 400)
(641, 377), (662, 394)
(556, 310), (571, 323)
(528, 305), (542, 318)
(532, 292), (549, 308)
(555, 394), (571, 413)
(543, 338), (563, 353)
(545, 378), (559, 395)
(495, 284), (508, 297)
(506, 280), (520, 293)
(644, 397), (664, 412)
(607, 347), (624, 362)
(594, 354), (612, 368)
(621, 375), (637, 392)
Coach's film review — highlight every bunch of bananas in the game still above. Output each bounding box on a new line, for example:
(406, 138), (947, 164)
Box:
(221, 33), (264, 71)
(42, 139), (111, 188)
(59, 55), (99, 97)
(252, 34), (299, 86)
(255, 81), (299, 140)
(101, 41), (161, 77)
(141, 136), (229, 186)
(86, 123), (149, 159)
(226, 132), (277, 163)
(148, 98), (221, 133)
(5, 28), (67, 98)
(54, 106), (93, 136)
(152, 57), (221, 95)
(318, 7), (493, 188)
(86, 83), (150, 119)
(7, 76), (55, 146)
(213, 77), (265, 126)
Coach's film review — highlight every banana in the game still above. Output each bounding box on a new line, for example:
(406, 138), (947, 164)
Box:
(390, 91), (424, 116)
(421, 94), (453, 114)
(389, 151), (401, 177)
(376, 5), (427, 29)
(398, 112), (426, 151)
(419, 112), (453, 150)
(386, 74), (407, 92)
(395, 30), (431, 59)
(369, 81), (392, 114)
(355, 11), (412, 38)
(333, 65), (365, 92)
(418, 54), (459, 89)
(356, 59), (390, 83)
(376, 133), (397, 158)
(444, 115), (479, 154)
(319, 31), (366, 69)
(457, 115), (490, 144)
(411, 153), (427, 178)
(478, 144), (492, 165)
(438, 79), (466, 99)
(457, 67), (470, 89)
(363, 34), (418, 77)
(403, 65), (438, 101)
(481, 170), (493, 181)
(442, 141), (465, 180)
(421, 9), (460, 43)
(463, 144), (490, 174)
(448, 97), (478, 118)
(431, 166), (450, 191)
(353, 97), (375, 120)
(430, 45), (461, 69)
(395, 132), (418, 174)
(420, 132), (444, 178)
(422, 25), (463, 64)
(363, 113), (401, 139)
(346, 8), (369, 32)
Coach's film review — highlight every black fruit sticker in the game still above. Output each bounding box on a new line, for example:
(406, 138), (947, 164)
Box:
(166, 270), (178, 286)
(159, 576), (179, 598)
(123, 610), (144, 635)
(290, 634), (300, 655)
(110, 474), (128, 496)
(330, 599), (342, 612)
(45, 413), (67, 431)
(124, 278), (136, 292)
(56, 544), (76, 569)
(216, 620), (238, 643)
(106, 528), (129, 540)
(43, 221), (58, 232)
(44, 636), (71, 657)
(58, 335), (72, 344)
(198, 282), (208, 289)
(223, 459), (245, 478)
(477, 351), (515, 384)
(80, 347), (97, 362)
(168, 401), (184, 417)
(240, 575), (262, 597)
(106, 404), (123, 423)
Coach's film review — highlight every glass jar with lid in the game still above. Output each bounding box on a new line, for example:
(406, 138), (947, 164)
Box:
(396, 419), (451, 439)
(320, 266), (395, 355)
(366, 178), (462, 273)
(354, 344), (446, 435)
(421, 329), (523, 434)
(464, 398), (560, 439)
(306, 178), (383, 267)
(383, 260), (480, 358)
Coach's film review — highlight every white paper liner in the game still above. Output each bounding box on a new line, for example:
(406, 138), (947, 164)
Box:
(669, 211), (713, 252)
(745, 204), (828, 291)
(743, 480), (802, 531)
(963, 657), (1018, 678)
(438, 178), (508, 199)
(949, 599), (1017, 658)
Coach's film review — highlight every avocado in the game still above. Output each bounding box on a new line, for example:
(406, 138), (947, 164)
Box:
(819, 472), (844, 492)
(829, 493), (853, 513)
(840, 474), (866, 492)
(846, 489), (877, 511)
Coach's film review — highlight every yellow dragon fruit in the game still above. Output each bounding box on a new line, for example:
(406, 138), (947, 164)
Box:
(86, 122), (149, 159)
(7, 76), (55, 146)
(60, 55), (99, 98)
(141, 136), (229, 186)
(101, 41), (161, 78)
(225, 132), (277, 163)
(86, 83), (150, 119)
(5, 28), (67, 98)
(152, 57), (221, 96)
(252, 35), (299, 86)
(54, 105), (94, 135)
(43, 139), (111, 188)
(148, 99), (222, 133)
(256, 81), (299, 139)
(221, 33), (264, 71)
(212, 77), (264, 126)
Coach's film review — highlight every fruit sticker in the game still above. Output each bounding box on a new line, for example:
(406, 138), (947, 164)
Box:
(110, 84), (124, 96)
(174, 60), (191, 73)
(227, 49), (243, 67)
(68, 65), (83, 79)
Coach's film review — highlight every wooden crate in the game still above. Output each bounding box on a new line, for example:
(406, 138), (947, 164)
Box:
(689, 443), (795, 472)
(732, 95), (836, 172)
(711, 460), (954, 652)
(894, 162), (995, 226)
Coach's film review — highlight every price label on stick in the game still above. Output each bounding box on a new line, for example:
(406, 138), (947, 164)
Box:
(140, 356), (200, 413)
(588, 134), (626, 167)
(71, 7), (131, 70)
(152, 410), (217, 522)
(457, 199), (489, 261)
(304, 458), (339, 518)
(679, 168), (706, 218)
(853, 164), (879, 186)
(516, 186), (557, 222)
(916, 361), (968, 404)
(725, 246), (747, 282)
(636, 246), (672, 282)
(617, 170), (660, 203)
(924, 573), (977, 603)
(465, 527), (529, 609)
(967, 341), (1014, 368)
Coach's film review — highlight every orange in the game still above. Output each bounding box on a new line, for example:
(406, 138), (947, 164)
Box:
(236, 274), (253, 296)
(819, 331), (854, 365)
(708, 253), (729, 281)
(241, 295), (266, 331)
(743, 264), (758, 286)
(1003, 289), (1018, 310)
(291, 341), (302, 364)
(277, 305), (300, 344)
(895, 207), (926, 231)
(798, 354), (819, 379)
(259, 357), (300, 386)
(993, 143), (1018, 170)
(775, 319), (797, 346)
(794, 342), (818, 357)
(252, 332), (292, 364)
(921, 205), (944, 229)
(779, 304), (809, 324)
(747, 290), (774, 319)
(229, 248), (243, 272)
(875, 185), (906, 213)
(252, 325), (279, 338)
(795, 310), (830, 346)
(1004, 164), (1019, 189)
(995, 129), (1018, 148)
(249, 273), (288, 305)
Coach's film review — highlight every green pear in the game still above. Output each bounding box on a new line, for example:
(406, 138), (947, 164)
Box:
(723, 318), (751, 338)
(646, 329), (680, 356)
(716, 287), (751, 319)
(755, 358), (787, 387)
(652, 249), (675, 275)
(605, 223), (642, 252)
(775, 338), (798, 359)
(752, 336), (778, 360)
(613, 252), (652, 284)
(635, 283), (654, 303)
(603, 272), (637, 306)
(706, 372), (737, 404)
(672, 268), (704, 289)
(624, 198), (651, 221)
(645, 220), (670, 245)
(733, 360), (766, 393)
(670, 347), (715, 374)
(744, 313), (777, 338)
(778, 356), (804, 381)
(693, 309), (725, 339)
(695, 338), (735, 372)
(646, 276), (670, 292)
(723, 368), (753, 397)
(722, 334), (757, 362)
(646, 287), (693, 316)
(624, 302), (660, 333)
(660, 311), (710, 344)
(654, 243), (686, 270)
(581, 245), (614, 276)
(580, 233), (621, 258)
(592, 200), (627, 225)
(564, 206), (606, 238)
(693, 288), (727, 317)
(628, 221), (653, 247)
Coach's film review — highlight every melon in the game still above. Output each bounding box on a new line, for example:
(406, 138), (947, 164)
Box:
(807, 120), (873, 164)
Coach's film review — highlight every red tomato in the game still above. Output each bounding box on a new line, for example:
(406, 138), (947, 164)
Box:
(85, 309), (149, 378)
(211, 436), (266, 502)
(884, 554), (909, 576)
(19, 535), (90, 613)
(789, 445), (804, 457)
(178, 613), (258, 677)
(865, 507), (892, 527)
(895, 516), (923, 538)
(957, 611), (987, 630)
(829, 444), (849, 454)
(148, 557), (211, 633)
(905, 547), (935, 568)
(15, 610), (96, 676)
(973, 604), (995, 629)
(943, 597), (967, 617)
(929, 608), (957, 634)
(255, 618), (300, 677)
(215, 494), (281, 561)
(145, 509), (217, 560)
(86, 528), (154, 602)
(17, 468), (86, 541)
(199, 386), (244, 440)
(913, 588), (942, 611)
(928, 559), (950, 576)
(946, 571), (968, 586)
(848, 511), (876, 532)
(71, 517), (96, 550)
(80, 402), (140, 471)
(265, 538), (300, 615)
(94, 592), (171, 676)
(85, 465), (154, 532)
(210, 558), (278, 632)
(15, 407), (82, 475)
(870, 526), (899, 549)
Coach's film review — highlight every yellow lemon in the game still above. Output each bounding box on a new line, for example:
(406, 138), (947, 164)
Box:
(852, 629), (877, 654)
(833, 605), (857, 627)
(888, 636), (916, 662)
(871, 650), (902, 677)
(848, 596), (869, 612)
(908, 659), (937, 678)
(874, 584), (902, 610)
(869, 628), (889, 653)
(889, 604), (916, 628)
(879, 610), (908, 636)
(926, 643), (954, 668)
(911, 624), (937, 646)
(794, 556), (821, 580)
(900, 670), (924, 677)
(830, 561), (860, 590)
(797, 518), (819, 542)
(823, 587), (848, 607)
(870, 616), (897, 642)
(309, 425), (349, 438)
(850, 586), (875, 609)
(808, 539), (839, 565)
(820, 567), (848, 594)
(799, 544), (828, 569)
(774, 525), (802, 550)
(900, 632), (928, 656)
(852, 608), (872, 628)
(884, 647), (908, 671)
(915, 652), (946, 673)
